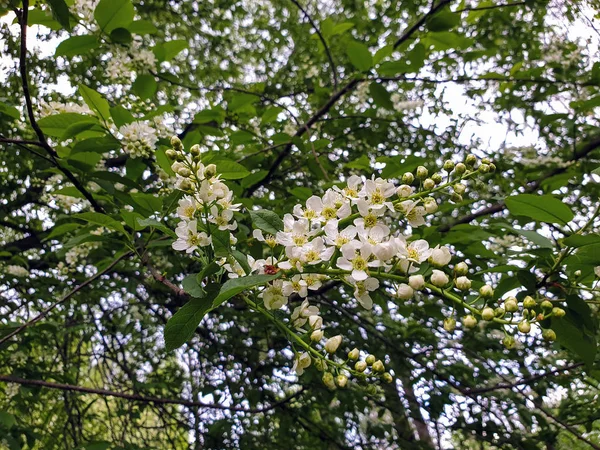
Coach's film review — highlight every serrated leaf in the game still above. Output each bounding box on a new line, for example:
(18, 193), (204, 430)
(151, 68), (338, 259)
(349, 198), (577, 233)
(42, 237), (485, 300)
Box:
(212, 273), (282, 308)
(47, 0), (71, 31)
(369, 82), (393, 110)
(127, 19), (158, 35)
(211, 229), (231, 257)
(214, 159), (250, 180)
(79, 85), (111, 122)
(94, 0), (134, 33)
(132, 74), (157, 100)
(182, 274), (204, 298)
(250, 209), (283, 235)
(55, 35), (99, 57)
(346, 41), (372, 72)
(164, 293), (216, 351)
(505, 194), (574, 225)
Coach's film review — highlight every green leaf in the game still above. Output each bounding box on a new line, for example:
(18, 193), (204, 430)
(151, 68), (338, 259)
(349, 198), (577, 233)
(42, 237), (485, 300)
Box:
(154, 39), (188, 62)
(0, 411), (16, 429)
(136, 217), (177, 238)
(369, 82), (394, 110)
(231, 250), (252, 275)
(421, 32), (473, 51)
(551, 316), (597, 368)
(427, 11), (460, 31)
(214, 159), (250, 180)
(46, 0), (71, 31)
(72, 136), (121, 154)
(164, 292), (216, 351)
(0, 102), (20, 120)
(79, 85), (111, 122)
(261, 106), (283, 124)
(73, 212), (127, 235)
(211, 229), (231, 257)
(38, 113), (95, 137)
(131, 192), (162, 213)
(331, 22), (354, 36)
(346, 41), (372, 72)
(110, 105), (135, 128)
(62, 121), (103, 141)
(68, 151), (103, 170)
(94, 0), (134, 33)
(182, 274), (204, 298)
(250, 209), (284, 235)
(563, 234), (600, 248)
(127, 19), (158, 35)
(132, 74), (157, 100)
(27, 9), (62, 30)
(109, 27), (133, 44)
(505, 194), (574, 225)
(55, 35), (99, 57)
(45, 223), (81, 241)
(213, 273), (282, 308)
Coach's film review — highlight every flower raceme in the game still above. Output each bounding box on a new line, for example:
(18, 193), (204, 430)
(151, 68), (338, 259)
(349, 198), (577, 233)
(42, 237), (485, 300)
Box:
(167, 141), (564, 389)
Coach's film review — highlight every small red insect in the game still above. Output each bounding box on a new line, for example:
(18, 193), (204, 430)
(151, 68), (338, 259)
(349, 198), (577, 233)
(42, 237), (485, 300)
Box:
(264, 265), (279, 275)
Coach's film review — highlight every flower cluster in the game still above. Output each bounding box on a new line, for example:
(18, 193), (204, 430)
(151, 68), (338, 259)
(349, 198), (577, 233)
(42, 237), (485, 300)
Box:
(119, 121), (159, 158)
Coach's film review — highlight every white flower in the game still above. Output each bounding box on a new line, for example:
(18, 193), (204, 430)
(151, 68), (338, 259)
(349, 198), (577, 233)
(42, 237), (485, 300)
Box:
(429, 245), (452, 267)
(209, 206), (237, 231)
(119, 122), (158, 158)
(276, 215), (311, 248)
(399, 200), (426, 228)
(325, 335), (342, 353)
(176, 196), (198, 220)
(302, 273), (324, 292)
(396, 283), (414, 300)
(5, 265), (29, 277)
(262, 280), (288, 310)
(408, 274), (425, 290)
(291, 299), (319, 328)
(595, 266), (600, 278)
(217, 190), (242, 212)
(430, 269), (449, 287)
(399, 239), (431, 264)
(324, 220), (357, 248)
(337, 243), (373, 281)
(309, 315), (323, 329)
(293, 195), (324, 221)
(298, 237), (334, 266)
(292, 352), (311, 375)
(335, 175), (363, 199)
(358, 177), (396, 211)
(283, 275), (309, 299)
(347, 276), (379, 309)
(172, 220), (211, 253)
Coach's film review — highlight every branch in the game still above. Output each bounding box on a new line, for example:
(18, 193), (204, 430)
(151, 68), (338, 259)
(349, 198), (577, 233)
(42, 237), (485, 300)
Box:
(289, 0), (338, 88)
(0, 252), (131, 347)
(376, 74), (595, 88)
(0, 375), (305, 414)
(393, 0), (453, 49)
(455, 1), (527, 13)
(439, 134), (600, 232)
(14, 2), (105, 214)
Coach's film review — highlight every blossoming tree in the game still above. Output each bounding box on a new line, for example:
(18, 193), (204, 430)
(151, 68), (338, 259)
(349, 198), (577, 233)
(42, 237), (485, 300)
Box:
(1, 0), (600, 448)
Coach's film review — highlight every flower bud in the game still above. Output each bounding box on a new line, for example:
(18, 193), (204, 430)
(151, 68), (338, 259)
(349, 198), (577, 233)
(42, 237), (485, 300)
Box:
(322, 372), (336, 389)
(348, 348), (360, 361)
(454, 262), (468, 276)
(309, 315), (322, 330)
(314, 359), (327, 371)
(481, 157), (491, 165)
(178, 178), (193, 191)
(409, 275), (425, 290)
(488, 163), (496, 172)
(465, 154), (477, 166)
(542, 329), (556, 342)
(495, 307), (505, 317)
(431, 173), (443, 184)
(479, 285), (494, 298)
(430, 246), (451, 267)
(450, 193), (463, 203)
(171, 161), (184, 173)
(504, 296), (518, 312)
(453, 183), (466, 195)
(518, 320), (531, 334)
(177, 167), (192, 177)
(423, 178), (435, 190)
(204, 164), (217, 178)
(443, 160), (455, 171)
(503, 336), (516, 349)
(396, 184), (413, 198)
(402, 172), (415, 184)
(481, 307), (495, 321)
(170, 136), (182, 149)
(355, 361), (367, 372)
(165, 149), (177, 160)
(382, 372), (393, 383)
(416, 166), (428, 179)
(310, 329), (324, 342)
(336, 375), (348, 388)
(365, 354), (376, 366)
(479, 163), (490, 173)
(443, 317), (456, 332)
(523, 296), (536, 309)
(455, 276), (472, 291)
(324, 335), (342, 354)
(372, 360), (385, 373)
(396, 283), (414, 300)
(454, 162), (466, 174)
(552, 307), (566, 318)
(541, 300), (553, 310)
(424, 198), (438, 213)
(574, 269), (582, 277)
(430, 269), (449, 287)
(462, 315), (478, 329)
(190, 144), (201, 155)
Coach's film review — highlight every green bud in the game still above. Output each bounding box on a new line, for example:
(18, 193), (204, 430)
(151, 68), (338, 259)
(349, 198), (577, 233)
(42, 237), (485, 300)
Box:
(450, 193), (463, 203)
(190, 144), (201, 156)
(170, 136), (182, 149)
(355, 361), (367, 372)
(416, 166), (428, 179)
(454, 262), (468, 276)
(443, 317), (456, 332)
(488, 163), (496, 172)
(523, 296), (536, 309)
(204, 164), (217, 178)
(465, 154), (477, 166)
(165, 149), (177, 160)
(453, 183), (466, 195)
(504, 298), (518, 313)
(541, 300), (553, 310)
(481, 157), (491, 165)
(402, 172), (415, 184)
(479, 285), (494, 298)
(479, 163), (490, 173)
(335, 375), (348, 388)
(454, 162), (467, 175)
(322, 372), (336, 390)
(423, 178), (435, 190)
(431, 173), (443, 184)
(313, 359), (327, 372)
(365, 355), (376, 366)
(518, 320), (531, 334)
(178, 178), (193, 191)
(372, 360), (385, 373)
(481, 307), (495, 321)
(443, 160), (455, 171)
(503, 336), (516, 349)
(574, 269), (582, 277)
(494, 307), (505, 318)
(382, 372), (394, 384)
(348, 348), (360, 361)
(177, 167), (192, 177)
(552, 307), (566, 318)
(542, 329), (556, 342)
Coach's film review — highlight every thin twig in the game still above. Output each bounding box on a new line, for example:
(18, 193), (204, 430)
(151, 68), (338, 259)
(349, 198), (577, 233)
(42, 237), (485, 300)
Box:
(0, 375), (305, 414)
(455, 1), (527, 13)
